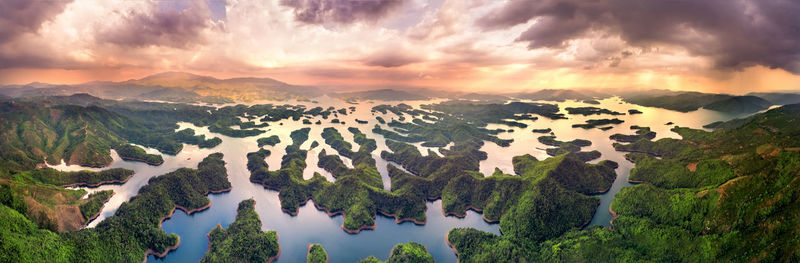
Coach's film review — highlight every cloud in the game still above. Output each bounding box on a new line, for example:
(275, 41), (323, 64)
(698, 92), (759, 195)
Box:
(98, 0), (218, 48)
(363, 48), (424, 67)
(405, 0), (460, 41)
(478, 0), (800, 74)
(0, 0), (74, 43)
(281, 0), (406, 25)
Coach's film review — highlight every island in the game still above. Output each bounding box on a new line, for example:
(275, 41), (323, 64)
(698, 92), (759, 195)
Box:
(306, 244), (327, 263)
(115, 144), (164, 165)
(202, 199), (280, 263)
(358, 242), (434, 263)
(257, 135), (281, 147)
(572, 118), (624, 129)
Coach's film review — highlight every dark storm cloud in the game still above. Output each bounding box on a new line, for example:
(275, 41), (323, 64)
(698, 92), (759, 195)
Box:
(0, 0), (74, 43)
(99, 0), (215, 48)
(281, 0), (406, 25)
(478, 0), (800, 74)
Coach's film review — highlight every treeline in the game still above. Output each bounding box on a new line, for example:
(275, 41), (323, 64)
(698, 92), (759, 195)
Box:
(25, 167), (134, 187)
(0, 153), (230, 262)
(357, 242), (434, 263)
(202, 199), (279, 263)
(114, 144), (163, 165)
(452, 104), (800, 262)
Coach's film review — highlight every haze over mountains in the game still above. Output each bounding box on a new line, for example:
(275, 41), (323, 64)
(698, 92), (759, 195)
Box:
(3, 72), (800, 114)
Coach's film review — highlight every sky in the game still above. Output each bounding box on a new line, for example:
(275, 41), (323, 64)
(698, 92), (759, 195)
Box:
(1, 0), (799, 94)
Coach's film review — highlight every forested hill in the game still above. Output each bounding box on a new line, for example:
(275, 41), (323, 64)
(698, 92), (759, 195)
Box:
(449, 103), (800, 262)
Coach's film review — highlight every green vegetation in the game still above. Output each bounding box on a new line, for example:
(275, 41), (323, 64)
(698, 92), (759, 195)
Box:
(251, 127), (424, 232)
(373, 114), (512, 147)
(202, 199), (279, 263)
(0, 96), (299, 170)
(609, 126), (656, 143)
(451, 103), (800, 262)
(173, 128), (221, 148)
(0, 204), (74, 262)
(24, 168), (134, 187)
(703, 95), (772, 114)
(623, 91), (733, 112)
(257, 135), (281, 147)
(78, 190), (113, 221)
(421, 101), (565, 124)
(537, 136), (592, 156)
(531, 128), (551, 133)
(307, 244), (327, 263)
(565, 107), (624, 116)
(623, 91), (773, 113)
(572, 118), (624, 129)
(444, 152), (616, 262)
(115, 144), (163, 165)
(0, 153), (230, 262)
(628, 109), (643, 114)
(0, 168), (124, 231)
(359, 242), (434, 263)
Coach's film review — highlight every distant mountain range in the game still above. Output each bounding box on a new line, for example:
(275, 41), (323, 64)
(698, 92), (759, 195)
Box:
(3, 72), (800, 115)
(332, 88), (429, 101)
(0, 72), (321, 103)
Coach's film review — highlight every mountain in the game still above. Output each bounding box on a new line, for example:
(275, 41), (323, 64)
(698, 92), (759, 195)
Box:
(748, 92), (800, 105)
(702, 95), (772, 114)
(0, 72), (323, 103)
(333, 89), (428, 101)
(512, 89), (607, 101)
(623, 91), (775, 114)
(623, 91), (732, 112)
(458, 93), (511, 102)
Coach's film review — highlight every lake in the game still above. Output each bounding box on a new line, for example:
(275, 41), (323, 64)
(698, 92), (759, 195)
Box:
(51, 96), (751, 262)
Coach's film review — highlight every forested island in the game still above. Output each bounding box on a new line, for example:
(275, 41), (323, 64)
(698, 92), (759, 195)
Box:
(202, 199), (280, 263)
(0, 92), (798, 262)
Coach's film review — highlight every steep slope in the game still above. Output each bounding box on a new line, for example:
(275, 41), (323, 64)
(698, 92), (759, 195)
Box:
(702, 95), (772, 114)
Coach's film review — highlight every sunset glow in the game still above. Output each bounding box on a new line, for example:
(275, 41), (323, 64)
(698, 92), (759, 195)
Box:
(2, 0), (799, 93)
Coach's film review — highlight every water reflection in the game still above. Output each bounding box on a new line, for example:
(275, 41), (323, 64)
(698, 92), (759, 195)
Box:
(48, 96), (751, 261)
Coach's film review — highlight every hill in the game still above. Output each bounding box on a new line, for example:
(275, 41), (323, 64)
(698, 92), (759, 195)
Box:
(0, 72), (322, 103)
(748, 92), (800, 105)
(702, 95), (772, 114)
(333, 89), (428, 101)
(513, 89), (607, 102)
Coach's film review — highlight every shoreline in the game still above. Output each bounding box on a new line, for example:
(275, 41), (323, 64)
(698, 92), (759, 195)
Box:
(311, 201), (377, 234)
(578, 200), (602, 230)
(59, 172), (135, 188)
(254, 178), (380, 233)
(307, 243), (329, 263)
(614, 148), (663, 158)
(608, 204), (619, 225)
(269, 233), (281, 263)
(118, 156), (164, 166)
(142, 185), (232, 262)
(144, 236), (181, 262)
(82, 192), (115, 226)
(586, 183), (614, 195)
(444, 232), (461, 263)
(376, 210), (426, 225)
(442, 205), (500, 224)
(204, 200), (281, 263)
(627, 179), (651, 184)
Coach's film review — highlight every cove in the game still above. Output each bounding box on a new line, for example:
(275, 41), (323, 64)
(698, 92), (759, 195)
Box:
(49, 96), (755, 261)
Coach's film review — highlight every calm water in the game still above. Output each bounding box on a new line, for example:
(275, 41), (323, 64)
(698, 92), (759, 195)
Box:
(51, 96), (752, 262)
